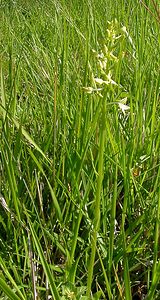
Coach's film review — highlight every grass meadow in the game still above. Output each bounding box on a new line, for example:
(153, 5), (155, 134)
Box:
(0, 0), (160, 299)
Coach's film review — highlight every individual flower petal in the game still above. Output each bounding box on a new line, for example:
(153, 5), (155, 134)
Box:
(118, 102), (130, 114)
(99, 59), (107, 70)
(82, 87), (94, 93)
(94, 78), (105, 85)
(83, 86), (103, 93)
(106, 72), (118, 85)
(94, 74), (118, 86)
(119, 97), (128, 104)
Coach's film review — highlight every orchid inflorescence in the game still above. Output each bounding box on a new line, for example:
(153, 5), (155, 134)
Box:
(83, 19), (135, 114)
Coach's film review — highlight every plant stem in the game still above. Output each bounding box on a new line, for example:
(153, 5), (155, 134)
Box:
(86, 98), (106, 298)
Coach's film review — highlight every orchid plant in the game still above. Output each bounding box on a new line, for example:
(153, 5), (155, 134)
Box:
(84, 19), (135, 116)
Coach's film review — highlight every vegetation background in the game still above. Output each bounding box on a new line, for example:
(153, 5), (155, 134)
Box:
(0, 0), (160, 299)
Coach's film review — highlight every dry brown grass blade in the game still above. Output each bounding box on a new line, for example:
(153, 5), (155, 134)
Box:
(140, 0), (160, 24)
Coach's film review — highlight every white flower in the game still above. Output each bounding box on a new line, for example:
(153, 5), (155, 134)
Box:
(118, 103), (130, 114)
(82, 87), (94, 93)
(83, 86), (103, 94)
(94, 72), (118, 86)
(121, 26), (127, 34)
(99, 59), (107, 70)
(94, 78), (106, 85)
(106, 72), (118, 85)
(121, 26), (135, 51)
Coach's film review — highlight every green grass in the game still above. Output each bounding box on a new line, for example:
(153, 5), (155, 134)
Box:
(0, 0), (160, 299)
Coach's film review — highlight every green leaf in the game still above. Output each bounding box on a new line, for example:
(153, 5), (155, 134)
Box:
(28, 148), (62, 221)
(27, 217), (61, 300)
(0, 256), (26, 300)
(0, 277), (22, 300)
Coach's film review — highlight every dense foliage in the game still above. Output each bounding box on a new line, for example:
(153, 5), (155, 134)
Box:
(0, 0), (160, 299)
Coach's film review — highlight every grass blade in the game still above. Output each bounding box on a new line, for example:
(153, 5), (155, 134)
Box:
(27, 217), (61, 300)
(0, 277), (24, 300)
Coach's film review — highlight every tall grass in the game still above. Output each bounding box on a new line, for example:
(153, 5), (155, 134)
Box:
(0, 0), (160, 299)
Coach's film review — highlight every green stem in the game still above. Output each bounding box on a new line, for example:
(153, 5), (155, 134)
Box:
(109, 164), (118, 281)
(121, 137), (132, 300)
(86, 100), (106, 298)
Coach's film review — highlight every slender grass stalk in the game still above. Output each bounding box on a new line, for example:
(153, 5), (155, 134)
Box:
(0, 277), (23, 300)
(27, 217), (61, 300)
(121, 137), (132, 300)
(1, 68), (6, 122)
(146, 259), (160, 300)
(97, 247), (112, 300)
(86, 98), (106, 298)
(0, 256), (26, 300)
(152, 175), (160, 275)
(53, 58), (57, 180)
(28, 148), (62, 222)
(108, 164), (118, 281)
(1, 149), (21, 221)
